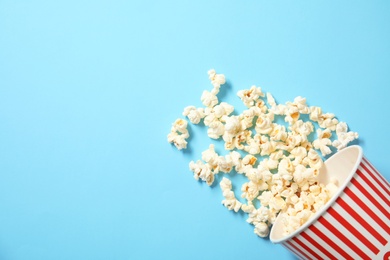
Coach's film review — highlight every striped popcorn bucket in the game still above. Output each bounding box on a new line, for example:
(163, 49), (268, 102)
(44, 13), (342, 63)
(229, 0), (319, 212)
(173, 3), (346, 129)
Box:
(270, 145), (390, 260)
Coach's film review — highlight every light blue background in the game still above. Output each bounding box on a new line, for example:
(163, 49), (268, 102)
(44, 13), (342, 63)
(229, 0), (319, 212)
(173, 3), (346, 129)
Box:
(1, 1), (389, 259)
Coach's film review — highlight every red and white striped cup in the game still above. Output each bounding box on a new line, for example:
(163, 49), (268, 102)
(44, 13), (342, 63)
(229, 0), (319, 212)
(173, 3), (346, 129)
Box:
(270, 145), (390, 260)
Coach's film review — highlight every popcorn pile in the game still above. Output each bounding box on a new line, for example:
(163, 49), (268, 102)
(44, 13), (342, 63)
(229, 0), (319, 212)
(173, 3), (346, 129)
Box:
(167, 70), (358, 238)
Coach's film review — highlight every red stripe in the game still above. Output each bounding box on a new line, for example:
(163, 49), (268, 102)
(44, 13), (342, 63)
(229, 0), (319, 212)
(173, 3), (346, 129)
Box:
(363, 157), (390, 190)
(328, 206), (379, 254)
(362, 158), (390, 193)
(286, 241), (311, 260)
(300, 231), (337, 260)
(293, 236), (323, 260)
(309, 225), (352, 260)
(283, 243), (299, 256)
(318, 216), (370, 260)
(337, 197), (387, 246)
(357, 168), (390, 208)
(345, 186), (390, 235)
(352, 174), (390, 219)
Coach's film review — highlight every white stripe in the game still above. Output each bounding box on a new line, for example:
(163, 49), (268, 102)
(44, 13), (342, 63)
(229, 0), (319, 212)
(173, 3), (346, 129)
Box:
(294, 235), (326, 260)
(362, 158), (390, 192)
(359, 165), (390, 207)
(302, 228), (340, 260)
(312, 219), (355, 260)
(349, 177), (389, 225)
(332, 202), (383, 251)
(288, 239), (315, 260)
(282, 243), (301, 259)
(305, 229), (343, 259)
(325, 210), (374, 259)
(342, 188), (388, 240)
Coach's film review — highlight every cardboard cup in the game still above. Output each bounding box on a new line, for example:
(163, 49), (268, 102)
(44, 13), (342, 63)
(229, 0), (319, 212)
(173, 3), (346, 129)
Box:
(270, 145), (390, 260)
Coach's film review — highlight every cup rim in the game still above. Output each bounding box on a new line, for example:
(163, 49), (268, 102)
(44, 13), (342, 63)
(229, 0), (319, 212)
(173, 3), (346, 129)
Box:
(270, 145), (363, 243)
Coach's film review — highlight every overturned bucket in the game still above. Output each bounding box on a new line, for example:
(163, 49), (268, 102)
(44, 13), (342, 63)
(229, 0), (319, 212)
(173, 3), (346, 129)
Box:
(270, 145), (390, 260)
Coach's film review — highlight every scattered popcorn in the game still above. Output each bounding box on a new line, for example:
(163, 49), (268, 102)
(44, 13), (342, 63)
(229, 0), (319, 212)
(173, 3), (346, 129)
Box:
(255, 113), (274, 135)
(237, 85), (265, 108)
(213, 102), (234, 119)
(269, 124), (287, 142)
(208, 69), (226, 89)
(332, 122), (359, 151)
(224, 115), (242, 136)
(266, 92), (277, 107)
(167, 118), (189, 150)
(317, 113), (339, 131)
(218, 154), (235, 174)
(201, 144), (220, 172)
(201, 90), (218, 108)
(313, 129), (333, 156)
(220, 177), (242, 212)
(254, 221), (270, 238)
(183, 106), (205, 124)
(168, 69), (359, 239)
(247, 205), (270, 225)
(189, 160), (214, 186)
(303, 148), (323, 170)
(207, 120), (225, 139)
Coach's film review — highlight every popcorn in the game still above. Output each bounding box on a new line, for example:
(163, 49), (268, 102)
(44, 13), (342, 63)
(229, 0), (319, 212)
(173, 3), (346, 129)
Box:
(189, 160), (214, 186)
(202, 144), (220, 172)
(270, 104), (287, 116)
(269, 124), (287, 142)
(220, 177), (242, 212)
(284, 105), (300, 125)
(219, 177), (232, 191)
(332, 122), (359, 150)
(242, 154), (257, 167)
(168, 69), (358, 239)
(201, 90), (218, 108)
(233, 130), (252, 150)
(313, 129), (333, 156)
(289, 146), (307, 166)
(183, 106), (205, 124)
(291, 96), (310, 114)
(203, 102), (235, 127)
(265, 150), (284, 169)
(309, 106), (322, 122)
(208, 69), (226, 89)
(255, 113), (274, 135)
(259, 135), (276, 156)
(167, 118), (190, 150)
(254, 221), (270, 238)
(218, 154), (235, 173)
(266, 92), (277, 107)
(241, 203), (256, 214)
(213, 102), (234, 118)
(278, 158), (294, 181)
(237, 85), (265, 108)
(253, 99), (268, 114)
(241, 107), (258, 129)
(244, 135), (261, 155)
(241, 182), (258, 202)
(258, 190), (273, 207)
(207, 120), (225, 139)
(317, 113), (339, 131)
(224, 115), (242, 136)
(290, 120), (314, 140)
(302, 148), (323, 169)
(269, 195), (286, 211)
(220, 177), (232, 191)
(228, 150), (241, 164)
(247, 206), (271, 225)
(222, 190), (242, 212)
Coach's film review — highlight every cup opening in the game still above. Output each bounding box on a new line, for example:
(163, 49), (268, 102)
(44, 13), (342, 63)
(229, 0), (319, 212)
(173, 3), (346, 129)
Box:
(270, 145), (363, 243)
